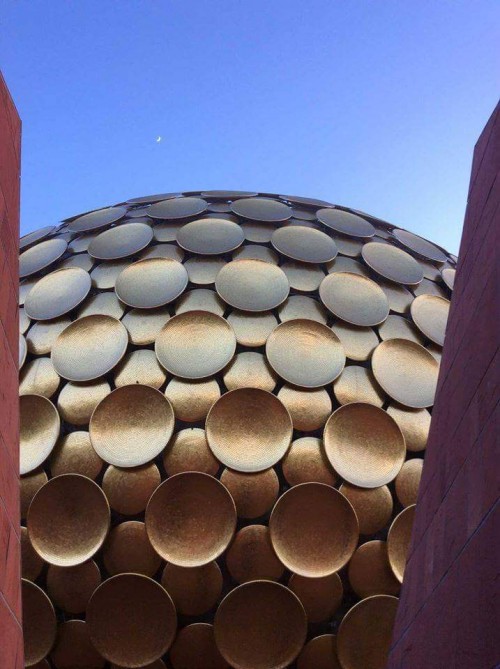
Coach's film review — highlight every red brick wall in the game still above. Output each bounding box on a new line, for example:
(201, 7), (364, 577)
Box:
(0, 72), (22, 669)
(388, 104), (499, 667)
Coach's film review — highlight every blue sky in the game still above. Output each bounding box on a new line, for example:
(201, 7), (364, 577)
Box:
(1, 1), (498, 252)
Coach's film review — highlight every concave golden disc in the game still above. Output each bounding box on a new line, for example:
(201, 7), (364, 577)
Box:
(278, 295), (327, 324)
(289, 572), (343, 624)
(379, 280), (414, 313)
(20, 358), (60, 398)
(20, 333), (27, 368)
(161, 561), (223, 616)
(102, 463), (161, 515)
(214, 580), (307, 669)
(269, 482), (358, 577)
(362, 241), (424, 285)
(387, 505), (416, 582)
(155, 311), (236, 379)
(169, 623), (229, 669)
(324, 403), (406, 488)
(122, 307), (170, 345)
(115, 257), (188, 308)
(230, 197), (292, 222)
(226, 525), (284, 584)
(266, 319), (345, 388)
(410, 294), (450, 345)
(226, 309), (278, 347)
(297, 635), (341, 669)
(165, 377), (221, 422)
(113, 350), (167, 389)
(233, 244), (279, 264)
(392, 228), (448, 263)
(68, 206), (126, 233)
(271, 225), (338, 263)
(220, 467), (279, 519)
(57, 380), (111, 425)
(153, 221), (183, 242)
(88, 223), (153, 260)
(21, 469), (48, 520)
(413, 276), (448, 298)
(206, 388), (293, 472)
(327, 255), (370, 277)
(348, 540), (401, 598)
(371, 338), (439, 408)
(163, 428), (219, 476)
(26, 317), (71, 355)
(146, 472), (236, 567)
(90, 260), (130, 289)
(51, 314), (128, 382)
(282, 437), (336, 486)
(223, 351), (277, 392)
(378, 313), (424, 344)
(77, 292), (125, 320)
(50, 431), (103, 479)
(147, 196), (208, 219)
(140, 243), (184, 261)
(175, 288), (225, 316)
(317, 208), (375, 238)
(319, 272), (389, 326)
(87, 574), (177, 667)
(337, 595), (399, 669)
(333, 365), (384, 407)
(386, 404), (430, 452)
(22, 526), (44, 581)
(441, 267), (456, 290)
(184, 256), (226, 284)
(103, 521), (161, 577)
(215, 259), (290, 312)
(20, 225), (57, 250)
(46, 560), (101, 614)
(90, 384), (174, 467)
(339, 482), (393, 535)
(28, 473), (110, 567)
(20, 238), (68, 278)
(277, 386), (332, 431)
(241, 221), (275, 243)
(395, 459), (423, 506)
(22, 579), (57, 667)
(20, 394), (60, 475)
(177, 217), (244, 254)
(24, 268), (91, 320)
(50, 620), (105, 669)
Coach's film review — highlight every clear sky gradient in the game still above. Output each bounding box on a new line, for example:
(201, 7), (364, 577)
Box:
(2, 1), (498, 252)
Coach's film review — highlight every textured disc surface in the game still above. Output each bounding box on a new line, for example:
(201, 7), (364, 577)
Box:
(410, 294), (450, 346)
(20, 225), (57, 250)
(387, 505), (416, 583)
(50, 431), (103, 479)
(225, 524), (284, 584)
(68, 206), (126, 233)
(215, 259), (290, 312)
(319, 272), (389, 326)
(147, 196), (207, 220)
(316, 208), (375, 237)
(46, 560), (101, 614)
(177, 217), (244, 254)
(88, 222), (153, 260)
(161, 562), (223, 616)
(288, 573), (343, 624)
(169, 623), (228, 669)
(339, 483), (393, 535)
(393, 228), (448, 263)
(102, 463), (161, 516)
(230, 197), (292, 222)
(20, 238), (68, 278)
(20, 395), (60, 475)
(220, 468), (279, 519)
(115, 257), (188, 308)
(22, 579), (57, 666)
(271, 225), (338, 263)
(362, 242), (424, 285)
(348, 541), (400, 598)
(24, 268), (92, 320)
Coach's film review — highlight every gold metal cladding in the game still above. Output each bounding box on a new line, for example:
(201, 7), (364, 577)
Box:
(58, 252), (94, 272)
(20, 358), (60, 399)
(26, 317), (71, 355)
(241, 221), (275, 243)
(271, 225), (338, 263)
(169, 623), (229, 669)
(161, 562), (223, 616)
(282, 437), (336, 486)
(215, 259), (290, 312)
(51, 314), (128, 382)
(22, 579), (57, 667)
(68, 206), (126, 233)
(19, 333), (27, 368)
(21, 469), (48, 520)
(155, 311), (236, 379)
(413, 276), (448, 299)
(392, 228), (448, 263)
(395, 458), (423, 506)
(331, 322), (378, 361)
(20, 395), (60, 475)
(57, 380), (111, 425)
(266, 319), (345, 388)
(379, 279), (414, 313)
(324, 403), (406, 488)
(140, 242), (185, 261)
(419, 258), (442, 281)
(146, 472), (237, 566)
(176, 288), (225, 316)
(163, 428), (220, 476)
(297, 635), (342, 669)
(269, 482), (358, 577)
(24, 267), (91, 320)
(122, 307), (170, 345)
(90, 385), (174, 467)
(333, 365), (384, 407)
(227, 310), (278, 347)
(68, 233), (98, 253)
(176, 217), (244, 254)
(372, 338), (439, 408)
(339, 483), (393, 535)
(278, 295), (328, 324)
(20, 225), (57, 250)
(50, 431), (103, 479)
(214, 580), (307, 669)
(378, 313), (424, 344)
(226, 525), (285, 584)
(362, 241), (424, 285)
(77, 291), (125, 320)
(348, 540), (401, 598)
(19, 238), (68, 278)
(46, 560), (101, 613)
(220, 467), (279, 519)
(113, 350), (167, 389)
(88, 222), (153, 260)
(319, 272), (390, 326)
(335, 235), (363, 257)
(103, 521), (162, 577)
(115, 257), (188, 308)
(90, 259), (130, 289)
(154, 221), (183, 242)
(50, 620), (105, 669)
(289, 572), (343, 625)
(316, 208), (376, 238)
(147, 196), (208, 219)
(233, 243), (279, 264)
(277, 386), (332, 431)
(411, 294), (450, 345)
(441, 266), (456, 290)
(21, 526), (44, 581)
(387, 404), (430, 452)
(165, 377), (221, 422)
(206, 388), (293, 472)
(87, 573), (177, 667)
(27, 473), (110, 567)
(337, 595), (399, 669)
(223, 351), (277, 392)
(387, 505), (416, 582)
(185, 256), (225, 284)
(103, 463), (161, 515)
(230, 196), (292, 222)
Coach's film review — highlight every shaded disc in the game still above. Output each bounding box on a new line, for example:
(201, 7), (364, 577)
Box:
(386, 404), (430, 452)
(220, 467), (279, 519)
(22, 579), (57, 666)
(21, 526), (44, 581)
(233, 244), (279, 264)
(441, 267), (456, 290)
(333, 365), (384, 407)
(317, 209), (375, 238)
(413, 276), (448, 298)
(278, 295), (327, 324)
(90, 260), (130, 289)
(127, 192), (180, 204)
(26, 317), (72, 355)
(20, 358), (60, 399)
(175, 288), (225, 316)
(21, 469), (48, 520)
(103, 521), (162, 577)
(177, 217), (244, 254)
(90, 385), (174, 467)
(147, 196), (208, 220)
(339, 483), (393, 535)
(290, 207), (317, 221)
(161, 562), (223, 616)
(169, 623), (229, 669)
(163, 428), (219, 476)
(50, 620), (105, 669)
(57, 380), (111, 425)
(225, 525), (284, 584)
(102, 463), (161, 516)
(58, 252), (94, 272)
(269, 483), (358, 577)
(333, 235), (363, 257)
(379, 280), (414, 313)
(271, 225), (338, 263)
(20, 306), (31, 333)
(20, 225), (57, 250)
(20, 333), (27, 368)
(153, 221), (184, 242)
(68, 206), (126, 233)
(20, 277), (38, 305)
(122, 307), (170, 345)
(282, 437), (336, 486)
(113, 349), (167, 389)
(215, 259), (289, 312)
(68, 233), (98, 254)
(214, 580), (307, 669)
(140, 243), (184, 261)
(165, 377), (221, 422)
(25, 268), (91, 320)
(146, 472), (236, 566)
(289, 573), (343, 624)
(362, 242), (423, 285)
(50, 431), (103, 479)
(46, 560), (101, 614)
(378, 313), (424, 344)
(277, 386), (332, 431)
(20, 394), (60, 475)
(410, 294), (450, 345)
(206, 388), (292, 472)
(392, 228), (447, 263)
(297, 635), (341, 669)
(348, 541), (400, 598)
(77, 292), (125, 320)
(326, 255), (370, 277)
(230, 197), (292, 222)
(185, 256), (226, 284)
(115, 257), (188, 308)
(388, 505), (416, 583)
(241, 221), (275, 243)
(223, 351), (277, 392)
(87, 574), (177, 667)
(88, 223), (153, 260)
(319, 272), (389, 326)
(227, 310), (278, 347)
(20, 238), (68, 278)
(395, 459), (423, 506)
(202, 189), (257, 199)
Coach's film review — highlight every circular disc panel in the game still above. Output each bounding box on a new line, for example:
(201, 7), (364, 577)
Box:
(297, 635), (341, 669)
(387, 505), (416, 582)
(21, 470), (48, 520)
(169, 623), (228, 669)
(26, 318), (71, 355)
(20, 225), (57, 250)
(147, 196), (207, 220)
(271, 226), (338, 263)
(348, 541), (400, 598)
(215, 259), (289, 312)
(163, 428), (219, 476)
(122, 307), (170, 345)
(220, 468), (279, 519)
(20, 238), (68, 278)
(277, 386), (332, 432)
(339, 483), (393, 535)
(233, 244), (279, 264)
(22, 579), (57, 667)
(333, 365), (385, 407)
(113, 349), (167, 389)
(24, 268), (92, 320)
(410, 294), (450, 345)
(20, 395), (60, 475)
(115, 257), (188, 308)
(102, 463), (161, 516)
(175, 288), (225, 316)
(319, 272), (389, 326)
(289, 573), (343, 624)
(57, 380), (111, 425)
(88, 223), (153, 260)
(103, 520), (161, 577)
(278, 295), (328, 324)
(282, 437), (336, 486)
(161, 562), (223, 616)
(226, 525), (284, 584)
(227, 310), (278, 347)
(49, 620), (105, 669)
(177, 217), (244, 254)
(165, 377), (221, 422)
(395, 458), (423, 506)
(317, 209), (375, 238)
(185, 256), (226, 284)
(441, 267), (456, 290)
(386, 404), (430, 452)
(90, 260), (130, 289)
(392, 229), (447, 263)
(378, 314), (424, 344)
(230, 197), (292, 222)
(362, 242), (424, 285)
(68, 206), (126, 233)
(46, 560), (101, 614)
(50, 431), (103, 479)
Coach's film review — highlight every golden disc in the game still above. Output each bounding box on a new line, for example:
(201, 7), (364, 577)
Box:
(20, 333), (27, 368)
(20, 238), (68, 278)
(68, 233), (98, 253)
(241, 221), (275, 243)
(233, 244), (279, 264)
(156, 311), (236, 379)
(317, 208), (375, 237)
(392, 228), (447, 263)
(24, 268), (91, 320)
(20, 225), (57, 250)
(20, 394), (60, 475)
(326, 255), (370, 277)
(333, 235), (363, 257)
(348, 541), (400, 598)
(21, 469), (48, 520)
(282, 437), (336, 486)
(57, 252), (94, 272)
(330, 322), (377, 361)
(28, 473), (109, 567)
(277, 386), (332, 431)
(50, 431), (103, 479)
(333, 365), (384, 407)
(395, 459), (423, 506)
(163, 428), (219, 476)
(270, 483), (358, 577)
(208, 201), (232, 212)
(102, 463), (161, 515)
(379, 279), (414, 313)
(324, 403), (405, 488)
(122, 307), (170, 345)
(291, 207), (317, 221)
(46, 559), (101, 614)
(184, 256), (226, 284)
(147, 196), (208, 219)
(203, 189), (257, 199)
(21, 526), (44, 581)
(140, 243), (185, 261)
(271, 225), (338, 263)
(215, 259), (290, 312)
(68, 206), (126, 233)
(50, 620), (105, 669)
(230, 196), (292, 222)
(206, 388), (292, 472)
(169, 623), (229, 669)
(226, 309), (277, 347)
(103, 521), (161, 577)
(220, 467), (279, 519)
(418, 259), (442, 281)
(146, 472), (236, 566)
(378, 313), (424, 344)
(297, 635), (341, 669)
(115, 257), (188, 308)
(386, 404), (430, 452)
(337, 595), (399, 669)
(57, 380), (111, 425)
(22, 579), (57, 666)
(411, 294), (450, 345)
(26, 317), (71, 355)
(20, 277), (38, 305)
(175, 288), (225, 316)
(153, 221), (183, 242)
(387, 505), (416, 582)
(87, 574), (177, 667)
(362, 241), (423, 285)
(20, 358), (60, 398)
(289, 572), (343, 624)
(413, 276), (448, 298)
(371, 338), (439, 408)
(164, 377), (221, 422)
(161, 562), (223, 616)
(127, 192), (179, 205)
(77, 292), (126, 319)
(90, 260), (130, 289)
(278, 295), (328, 324)
(223, 351), (277, 392)
(20, 306), (31, 333)
(319, 272), (389, 326)
(90, 385), (174, 467)
(226, 525), (284, 584)
(113, 350), (167, 389)
(339, 483), (393, 535)
(441, 267), (456, 290)
(266, 319), (345, 388)
(214, 580), (307, 669)
(88, 222), (153, 260)
(177, 217), (244, 254)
